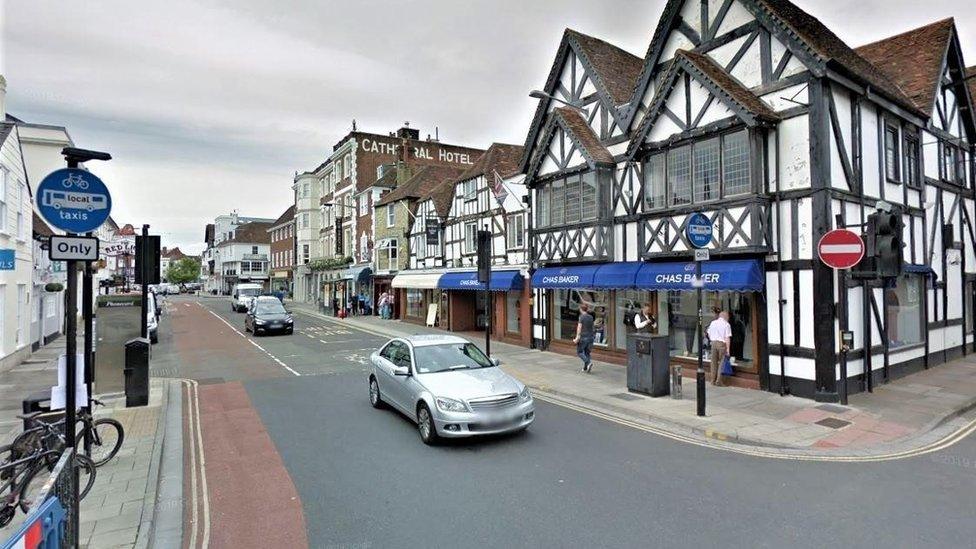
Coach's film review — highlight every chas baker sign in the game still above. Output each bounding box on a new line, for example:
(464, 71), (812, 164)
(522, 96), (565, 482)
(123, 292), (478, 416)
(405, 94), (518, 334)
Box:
(37, 168), (113, 234)
(541, 268), (580, 286)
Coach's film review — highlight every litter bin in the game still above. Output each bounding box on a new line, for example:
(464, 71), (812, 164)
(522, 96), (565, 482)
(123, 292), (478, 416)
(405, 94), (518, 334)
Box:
(124, 338), (151, 407)
(21, 391), (53, 430)
(626, 333), (670, 397)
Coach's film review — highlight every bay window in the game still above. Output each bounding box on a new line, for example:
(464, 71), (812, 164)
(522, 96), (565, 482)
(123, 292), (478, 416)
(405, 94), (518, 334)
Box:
(534, 170), (602, 229)
(644, 129), (753, 210)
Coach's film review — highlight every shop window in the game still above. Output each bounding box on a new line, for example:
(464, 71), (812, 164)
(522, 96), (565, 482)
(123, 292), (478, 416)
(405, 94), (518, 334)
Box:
(884, 274), (924, 349)
(658, 291), (754, 362)
(614, 290), (653, 350)
(553, 289), (610, 347)
(884, 124), (900, 182)
(406, 289), (425, 318)
(506, 292), (521, 334)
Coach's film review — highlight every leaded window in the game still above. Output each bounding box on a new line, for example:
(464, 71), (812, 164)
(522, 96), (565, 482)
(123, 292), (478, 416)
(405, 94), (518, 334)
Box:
(565, 175), (581, 223)
(551, 179), (565, 226)
(581, 171), (598, 220)
(537, 186), (550, 227)
(643, 154), (666, 210)
(535, 170), (601, 228)
(693, 138), (720, 203)
(668, 146), (692, 206)
(722, 131), (751, 196)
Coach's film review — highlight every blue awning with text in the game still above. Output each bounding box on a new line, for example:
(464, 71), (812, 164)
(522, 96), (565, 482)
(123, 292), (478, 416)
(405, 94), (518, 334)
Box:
(634, 259), (764, 291)
(438, 270), (523, 292)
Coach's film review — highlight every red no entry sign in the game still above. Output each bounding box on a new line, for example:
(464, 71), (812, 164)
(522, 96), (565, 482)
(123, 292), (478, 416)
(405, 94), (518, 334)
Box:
(818, 229), (865, 269)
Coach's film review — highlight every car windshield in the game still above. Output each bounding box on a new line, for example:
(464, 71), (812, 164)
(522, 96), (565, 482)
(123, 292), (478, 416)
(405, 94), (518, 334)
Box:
(412, 343), (493, 374)
(239, 288), (261, 297)
(255, 301), (286, 314)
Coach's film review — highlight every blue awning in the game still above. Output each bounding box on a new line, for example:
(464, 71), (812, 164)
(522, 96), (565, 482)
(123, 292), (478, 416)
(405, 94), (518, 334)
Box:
(904, 263), (934, 274)
(634, 259), (765, 292)
(531, 265), (603, 289)
(592, 262), (644, 289)
(438, 270), (523, 292)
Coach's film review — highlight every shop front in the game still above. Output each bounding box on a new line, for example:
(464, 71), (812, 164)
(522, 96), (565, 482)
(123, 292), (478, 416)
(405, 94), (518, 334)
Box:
(437, 270), (530, 345)
(532, 259), (767, 388)
(341, 265), (373, 315)
(391, 271), (442, 326)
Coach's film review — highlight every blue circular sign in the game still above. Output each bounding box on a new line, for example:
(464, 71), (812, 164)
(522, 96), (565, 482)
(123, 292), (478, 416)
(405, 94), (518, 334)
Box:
(37, 168), (112, 234)
(685, 212), (713, 249)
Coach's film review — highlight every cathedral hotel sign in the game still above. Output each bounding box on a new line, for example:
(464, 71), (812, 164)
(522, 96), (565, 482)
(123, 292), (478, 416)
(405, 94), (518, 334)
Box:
(359, 137), (475, 166)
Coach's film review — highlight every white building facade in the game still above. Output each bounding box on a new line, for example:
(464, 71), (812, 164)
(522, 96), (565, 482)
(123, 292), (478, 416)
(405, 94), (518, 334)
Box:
(0, 117), (34, 371)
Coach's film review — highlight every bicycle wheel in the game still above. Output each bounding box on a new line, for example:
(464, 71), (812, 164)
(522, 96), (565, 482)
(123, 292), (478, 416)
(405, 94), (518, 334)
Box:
(75, 454), (97, 500)
(81, 418), (124, 467)
(17, 460), (50, 514)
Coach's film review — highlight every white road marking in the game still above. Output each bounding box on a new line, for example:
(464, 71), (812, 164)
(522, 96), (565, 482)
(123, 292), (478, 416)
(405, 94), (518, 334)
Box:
(207, 309), (300, 376)
(184, 379), (211, 549)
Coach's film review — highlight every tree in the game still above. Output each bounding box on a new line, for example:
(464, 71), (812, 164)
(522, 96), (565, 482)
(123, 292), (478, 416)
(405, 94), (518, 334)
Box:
(165, 257), (201, 286)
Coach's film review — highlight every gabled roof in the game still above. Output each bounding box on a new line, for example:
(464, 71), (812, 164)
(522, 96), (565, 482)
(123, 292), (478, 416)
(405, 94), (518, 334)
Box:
(269, 205), (295, 228)
(552, 107), (615, 165)
(625, 0), (925, 128)
(855, 19), (955, 115)
(429, 178), (459, 219)
(457, 143), (524, 182)
(566, 30), (644, 105)
(218, 221), (272, 246)
(519, 29), (642, 173)
(162, 247), (187, 260)
(374, 167), (399, 189)
(627, 50), (779, 157)
(116, 224), (137, 237)
(752, 0), (922, 116)
(375, 165), (466, 207)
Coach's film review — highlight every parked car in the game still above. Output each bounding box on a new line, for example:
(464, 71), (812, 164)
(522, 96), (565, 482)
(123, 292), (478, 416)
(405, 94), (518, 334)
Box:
(367, 335), (534, 445)
(231, 283), (263, 312)
(244, 296), (294, 336)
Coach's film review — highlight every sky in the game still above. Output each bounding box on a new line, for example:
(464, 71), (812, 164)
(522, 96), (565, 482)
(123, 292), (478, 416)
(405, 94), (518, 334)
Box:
(4, 0), (975, 255)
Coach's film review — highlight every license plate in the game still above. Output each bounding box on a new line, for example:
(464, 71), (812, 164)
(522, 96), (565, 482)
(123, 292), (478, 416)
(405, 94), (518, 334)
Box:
(269, 323), (281, 328)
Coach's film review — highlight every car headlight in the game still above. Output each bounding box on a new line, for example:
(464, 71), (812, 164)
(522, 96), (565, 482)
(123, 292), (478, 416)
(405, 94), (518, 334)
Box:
(255, 319), (266, 325)
(519, 386), (531, 401)
(285, 316), (293, 324)
(435, 397), (468, 413)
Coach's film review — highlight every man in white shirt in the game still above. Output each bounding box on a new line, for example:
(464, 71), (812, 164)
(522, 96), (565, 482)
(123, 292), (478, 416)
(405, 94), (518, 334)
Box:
(706, 310), (732, 386)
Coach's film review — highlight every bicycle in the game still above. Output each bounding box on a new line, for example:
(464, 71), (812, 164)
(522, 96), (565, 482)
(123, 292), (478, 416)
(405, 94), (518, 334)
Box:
(12, 401), (124, 468)
(0, 421), (96, 527)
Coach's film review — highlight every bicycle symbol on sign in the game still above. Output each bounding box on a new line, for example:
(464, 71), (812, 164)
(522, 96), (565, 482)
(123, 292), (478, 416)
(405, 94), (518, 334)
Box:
(62, 173), (89, 190)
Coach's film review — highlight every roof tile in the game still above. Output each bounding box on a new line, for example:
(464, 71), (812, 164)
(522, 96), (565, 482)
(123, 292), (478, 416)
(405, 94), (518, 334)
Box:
(566, 29), (644, 105)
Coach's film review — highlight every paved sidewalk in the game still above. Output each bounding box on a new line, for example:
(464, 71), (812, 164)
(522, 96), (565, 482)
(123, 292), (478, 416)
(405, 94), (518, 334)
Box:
(0, 335), (178, 547)
(289, 301), (976, 455)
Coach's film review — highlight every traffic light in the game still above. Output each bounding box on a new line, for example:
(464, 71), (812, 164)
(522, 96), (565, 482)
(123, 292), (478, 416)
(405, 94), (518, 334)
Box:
(864, 209), (903, 278)
(477, 230), (492, 283)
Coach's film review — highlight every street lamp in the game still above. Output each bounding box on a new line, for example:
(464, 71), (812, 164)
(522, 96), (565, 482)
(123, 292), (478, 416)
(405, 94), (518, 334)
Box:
(529, 90), (584, 111)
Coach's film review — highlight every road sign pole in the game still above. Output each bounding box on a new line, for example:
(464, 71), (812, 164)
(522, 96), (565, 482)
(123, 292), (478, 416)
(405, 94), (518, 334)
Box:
(838, 268), (848, 405)
(696, 259), (706, 417)
(83, 233), (94, 455)
(141, 225), (149, 340)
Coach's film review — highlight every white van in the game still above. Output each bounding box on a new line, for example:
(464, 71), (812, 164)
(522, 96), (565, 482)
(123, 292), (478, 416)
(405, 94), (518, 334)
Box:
(232, 283), (263, 312)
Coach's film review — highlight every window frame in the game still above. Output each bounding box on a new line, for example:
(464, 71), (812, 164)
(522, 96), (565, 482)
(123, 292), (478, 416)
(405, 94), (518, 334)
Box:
(386, 204), (396, 228)
(535, 168), (602, 229)
(903, 131), (921, 189)
(884, 123), (901, 183)
(463, 222), (478, 255)
(506, 214), (525, 250)
(643, 128), (753, 212)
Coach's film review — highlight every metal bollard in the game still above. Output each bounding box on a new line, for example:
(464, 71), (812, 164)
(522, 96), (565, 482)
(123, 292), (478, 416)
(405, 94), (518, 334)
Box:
(670, 364), (682, 399)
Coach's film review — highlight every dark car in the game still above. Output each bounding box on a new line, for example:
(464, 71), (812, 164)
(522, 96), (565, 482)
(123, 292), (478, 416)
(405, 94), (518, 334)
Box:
(244, 296), (294, 336)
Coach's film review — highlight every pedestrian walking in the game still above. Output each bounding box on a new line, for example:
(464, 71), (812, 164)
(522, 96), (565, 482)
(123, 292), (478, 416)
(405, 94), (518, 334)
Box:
(358, 292), (367, 315)
(573, 302), (596, 373)
(706, 310), (732, 386)
(378, 291), (389, 319)
(350, 293), (359, 316)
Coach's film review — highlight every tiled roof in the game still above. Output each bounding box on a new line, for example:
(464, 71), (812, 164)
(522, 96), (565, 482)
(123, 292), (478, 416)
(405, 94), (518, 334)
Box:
(270, 205), (296, 228)
(218, 221), (272, 245)
(33, 212), (55, 238)
(753, 0), (923, 116)
(374, 167), (399, 189)
(458, 143), (524, 182)
(553, 107), (615, 165)
(855, 19), (955, 115)
(116, 224), (137, 236)
(566, 29), (644, 105)
(429, 178), (459, 219)
(375, 165), (466, 207)
(162, 247), (187, 260)
(677, 50), (779, 123)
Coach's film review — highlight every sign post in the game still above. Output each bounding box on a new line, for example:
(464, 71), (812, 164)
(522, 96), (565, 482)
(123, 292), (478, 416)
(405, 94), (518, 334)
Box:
(37, 148), (112, 548)
(477, 229), (492, 357)
(686, 213), (713, 417)
(818, 228), (865, 405)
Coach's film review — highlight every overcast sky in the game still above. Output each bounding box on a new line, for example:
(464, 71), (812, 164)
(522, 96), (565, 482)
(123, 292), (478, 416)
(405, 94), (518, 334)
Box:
(5, 0), (974, 254)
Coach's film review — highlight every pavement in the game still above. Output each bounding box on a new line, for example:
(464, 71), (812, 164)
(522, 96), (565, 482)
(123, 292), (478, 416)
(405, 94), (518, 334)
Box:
(0, 304), (180, 549)
(285, 300), (976, 457)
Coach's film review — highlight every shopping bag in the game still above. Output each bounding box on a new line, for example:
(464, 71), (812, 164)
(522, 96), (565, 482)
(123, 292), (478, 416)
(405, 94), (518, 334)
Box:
(720, 356), (734, 376)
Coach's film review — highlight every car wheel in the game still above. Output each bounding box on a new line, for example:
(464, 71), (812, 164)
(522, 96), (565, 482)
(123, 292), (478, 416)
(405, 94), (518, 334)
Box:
(417, 403), (438, 445)
(368, 377), (383, 409)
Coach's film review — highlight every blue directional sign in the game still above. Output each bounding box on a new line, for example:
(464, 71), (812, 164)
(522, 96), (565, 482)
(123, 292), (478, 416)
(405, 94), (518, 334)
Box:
(37, 168), (112, 234)
(685, 212), (713, 249)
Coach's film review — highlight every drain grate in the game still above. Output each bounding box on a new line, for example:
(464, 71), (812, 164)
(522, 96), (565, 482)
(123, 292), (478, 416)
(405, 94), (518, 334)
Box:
(815, 417), (851, 429)
(815, 404), (849, 414)
(609, 392), (644, 401)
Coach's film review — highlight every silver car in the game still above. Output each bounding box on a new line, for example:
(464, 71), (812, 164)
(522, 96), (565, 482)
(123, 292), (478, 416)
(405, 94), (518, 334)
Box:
(367, 335), (535, 445)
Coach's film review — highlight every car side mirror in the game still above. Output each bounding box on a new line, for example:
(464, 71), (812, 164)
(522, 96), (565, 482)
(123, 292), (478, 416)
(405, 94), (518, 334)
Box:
(393, 365), (411, 376)
(491, 358), (501, 366)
